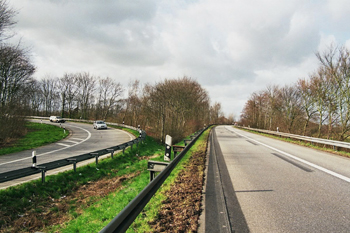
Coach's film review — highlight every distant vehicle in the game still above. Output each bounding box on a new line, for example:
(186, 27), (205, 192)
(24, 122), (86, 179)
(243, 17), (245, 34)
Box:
(93, 120), (107, 130)
(49, 116), (65, 123)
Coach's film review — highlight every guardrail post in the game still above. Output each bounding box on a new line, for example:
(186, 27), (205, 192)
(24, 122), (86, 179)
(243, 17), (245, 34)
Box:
(66, 158), (77, 172)
(90, 153), (99, 165)
(147, 160), (169, 182)
(41, 169), (46, 183)
(107, 149), (114, 159)
(184, 139), (191, 146)
(35, 166), (47, 183)
(172, 145), (185, 158)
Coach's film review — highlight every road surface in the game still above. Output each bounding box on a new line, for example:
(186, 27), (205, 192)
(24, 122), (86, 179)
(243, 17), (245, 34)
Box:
(0, 120), (134, 189)
(203, 125), (350, 232)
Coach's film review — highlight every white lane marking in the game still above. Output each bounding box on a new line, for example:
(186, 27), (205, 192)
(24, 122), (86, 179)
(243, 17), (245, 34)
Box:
(64, 140), (79, 144)
(56, 143), (70, 147)
(70, 138), (84, 141)
(0, 125), (92, 166)
(226, 126), (350, 184)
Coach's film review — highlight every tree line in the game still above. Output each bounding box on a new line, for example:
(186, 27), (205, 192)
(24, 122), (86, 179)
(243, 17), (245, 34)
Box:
(20, 75), (226, 143)
(0, 1), (35, 145)
(0, 1), (231, 146)
(240, 44), (350, 141)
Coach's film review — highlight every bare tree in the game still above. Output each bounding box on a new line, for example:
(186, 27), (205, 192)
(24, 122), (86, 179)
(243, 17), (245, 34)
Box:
(263, 85), (281, 130)
(0, 0), (16, 41)
(0, 44), (35, 108)
(76, 72), (95, 119)
(59, 73), (80, 118)
(142, 77), (210, 142)
(40, 77), (57, 116)
(96, 77), (123, 120)
(23, 78), (43, 115)
(297, 78), (317, 136)
(336, 46), (350, 140)
(0, 1), (36, 146)
(122, 80), (141, 126)
(279, 84), (302, 133)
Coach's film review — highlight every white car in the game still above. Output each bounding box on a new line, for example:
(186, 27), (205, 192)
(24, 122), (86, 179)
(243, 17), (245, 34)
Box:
(49, 116), (65, 123)
(93, 120), (107, 130)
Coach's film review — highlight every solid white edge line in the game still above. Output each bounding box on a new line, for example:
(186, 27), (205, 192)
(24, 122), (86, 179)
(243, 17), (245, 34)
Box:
(0, 125), (92, 166)
(227, 126), (350, 184)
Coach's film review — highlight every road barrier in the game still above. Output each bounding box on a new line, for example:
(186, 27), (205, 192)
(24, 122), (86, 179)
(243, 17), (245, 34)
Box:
(99, 126), (209, 233)
(0, 119), (146, 184)
(239, 126), (350, 152)
(3, 116), (209, 232)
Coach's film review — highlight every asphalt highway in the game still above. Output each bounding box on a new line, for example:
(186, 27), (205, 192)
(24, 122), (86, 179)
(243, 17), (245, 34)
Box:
(203, 125), (350, 232)
(0, 120), (134, 188)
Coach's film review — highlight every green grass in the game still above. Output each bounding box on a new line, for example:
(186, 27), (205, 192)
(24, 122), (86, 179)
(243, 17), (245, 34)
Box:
(0, 133), (164, 232)
(45, 134), (163, 233)
(50, 129), (211, 233)
(108, 125), (140, 138)
(0, 122), (69, 156)
(0, 127), (209, 232)
(127, 128), (211, 233)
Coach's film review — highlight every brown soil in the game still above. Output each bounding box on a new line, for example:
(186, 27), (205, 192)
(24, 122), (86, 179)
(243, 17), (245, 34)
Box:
(149, 148), (207, 232)
(1, 172), (140, 233)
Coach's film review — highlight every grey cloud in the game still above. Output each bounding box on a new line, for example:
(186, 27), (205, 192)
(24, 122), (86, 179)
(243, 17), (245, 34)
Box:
(8, 0), (350, 115)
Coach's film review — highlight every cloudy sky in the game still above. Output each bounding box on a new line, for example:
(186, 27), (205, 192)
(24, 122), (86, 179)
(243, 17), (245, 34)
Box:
(8, 0), (350, 118)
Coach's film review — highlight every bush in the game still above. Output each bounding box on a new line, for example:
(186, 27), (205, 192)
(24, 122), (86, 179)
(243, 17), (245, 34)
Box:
(0, 112), (26, 146)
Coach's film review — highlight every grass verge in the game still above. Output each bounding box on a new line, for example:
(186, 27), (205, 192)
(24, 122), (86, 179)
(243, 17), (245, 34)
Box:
(0, 122), (69, 156)
(0, 127), (209, 233)
(0, 133), (163, 233)
(127, 127), (211, 232)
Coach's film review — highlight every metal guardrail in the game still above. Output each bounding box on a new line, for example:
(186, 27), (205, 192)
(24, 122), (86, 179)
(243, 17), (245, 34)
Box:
(99, 126), (209, 233)
(0, 119), (146, 183)
(240, 126), (350, 151)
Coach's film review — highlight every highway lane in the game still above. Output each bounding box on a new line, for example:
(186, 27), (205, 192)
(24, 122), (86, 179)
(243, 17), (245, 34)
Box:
(205, 125), (350, 232)
(0, 120), (134, 187)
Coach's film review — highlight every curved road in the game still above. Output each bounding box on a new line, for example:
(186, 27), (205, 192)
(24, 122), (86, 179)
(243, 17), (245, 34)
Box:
(0, 120), (134, 188)
(203, 125), (350, 232)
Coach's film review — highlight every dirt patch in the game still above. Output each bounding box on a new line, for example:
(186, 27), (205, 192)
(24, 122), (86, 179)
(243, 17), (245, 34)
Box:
(1, 172), (140, 233)
(149, 148), (207, 232)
